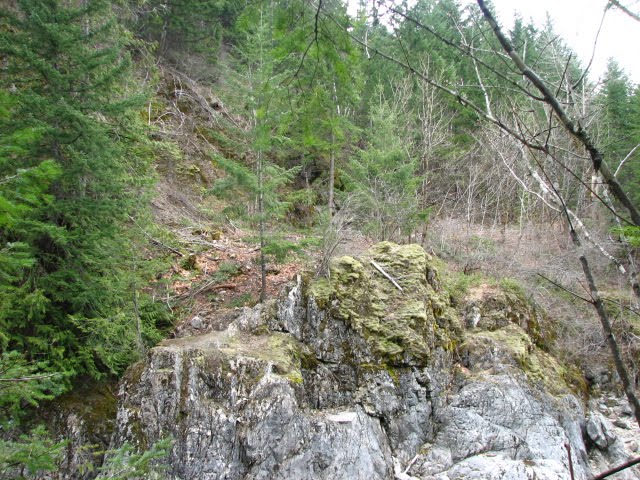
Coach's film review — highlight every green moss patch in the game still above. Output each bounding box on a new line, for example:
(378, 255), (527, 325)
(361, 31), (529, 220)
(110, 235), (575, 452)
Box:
(307, 277), (332, 309)
(54, 381), (118, 441)
(161, 330), (305, 388)
(308, 242), (461, 365)
(463, 283), (553, 350)
(462, 324), (572, 395)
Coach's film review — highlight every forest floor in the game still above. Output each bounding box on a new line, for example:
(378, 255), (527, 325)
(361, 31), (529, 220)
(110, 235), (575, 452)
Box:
(165, 226), (302, 336)
(149, 175), (303, 335)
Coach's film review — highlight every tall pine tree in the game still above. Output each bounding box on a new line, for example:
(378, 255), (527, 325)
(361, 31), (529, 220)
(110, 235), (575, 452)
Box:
(211, 1), (302, 301)
(0, 0), (166, 378)
(599, 59), (640, 209)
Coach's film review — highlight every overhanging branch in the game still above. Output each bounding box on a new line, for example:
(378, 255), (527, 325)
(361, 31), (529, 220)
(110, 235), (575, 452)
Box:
(477, 0), (640, 226)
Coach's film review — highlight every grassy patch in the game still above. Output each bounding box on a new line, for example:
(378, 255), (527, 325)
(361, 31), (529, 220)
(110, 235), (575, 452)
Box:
(212, 261), (240, 282)
(499, 277), (526, 297)
(443, 270), (485, 305)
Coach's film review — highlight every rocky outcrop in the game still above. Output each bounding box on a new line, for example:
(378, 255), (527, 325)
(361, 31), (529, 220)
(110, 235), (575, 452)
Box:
(109, 242), (640, 479)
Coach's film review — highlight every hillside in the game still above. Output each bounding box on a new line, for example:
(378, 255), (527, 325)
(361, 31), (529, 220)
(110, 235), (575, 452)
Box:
(1, 0), (640, 478)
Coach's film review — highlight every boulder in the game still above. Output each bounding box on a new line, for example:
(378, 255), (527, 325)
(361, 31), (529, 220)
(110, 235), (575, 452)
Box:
(104, 243), (638, 480)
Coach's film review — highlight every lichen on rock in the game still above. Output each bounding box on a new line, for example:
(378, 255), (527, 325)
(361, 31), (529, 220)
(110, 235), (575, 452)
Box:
(308, 242), (461, 365)
(462, 282), (553, 349)
(459, 323), (573, 395)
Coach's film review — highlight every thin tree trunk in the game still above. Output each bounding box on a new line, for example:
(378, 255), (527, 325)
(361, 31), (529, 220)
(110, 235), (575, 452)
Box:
(570, 227), (640, 427)
(592, 456), (640, 480)
(258, 149), (266, 302)
(601, 187), (640, 304)
(133, 289), (143, 354)
(329, 131), (335, 216)
(131, 252), (143, 354)
(329, 80), (341, 217)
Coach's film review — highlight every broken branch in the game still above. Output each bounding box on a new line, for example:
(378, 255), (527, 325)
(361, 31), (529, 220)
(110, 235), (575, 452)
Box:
(371, 260), (403, 292)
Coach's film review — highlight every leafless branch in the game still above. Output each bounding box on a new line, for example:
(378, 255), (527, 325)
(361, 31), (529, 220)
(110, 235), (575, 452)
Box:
(608, 0), (640, 22)
(477, 0), (640, 226)
(384, 2), (543, 101)
(614, 143), (640, 177)
(573, 6), (607, 87)
(0, 373), (59, 383)
(591, 455), (640, 479)
(330, 15), (546, 154)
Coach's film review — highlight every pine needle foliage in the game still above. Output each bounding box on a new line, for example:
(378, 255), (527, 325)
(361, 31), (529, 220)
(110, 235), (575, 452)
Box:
(0, 0), (169, 380)
(0, 351), (67, 479)
(209, 1), (305, 300)
(345, 88), (424, 241)
(94, 438), (171, 480)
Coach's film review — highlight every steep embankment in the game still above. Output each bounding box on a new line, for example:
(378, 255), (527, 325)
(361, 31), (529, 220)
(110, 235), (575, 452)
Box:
(107, 242), (639, 479)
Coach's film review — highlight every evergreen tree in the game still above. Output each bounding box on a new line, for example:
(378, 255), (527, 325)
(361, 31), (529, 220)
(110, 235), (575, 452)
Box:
(0, 0), (168, 378)
(600, 59), (640, 208)
(0, 351), (66, 479)
(624, 86), (640, 207)
(211, 1), (302, 301)
(345, 88), (423, 241)
(133, 0), (245, 75)
(0, 348), (170, 478)
(276, 0), (361, 215)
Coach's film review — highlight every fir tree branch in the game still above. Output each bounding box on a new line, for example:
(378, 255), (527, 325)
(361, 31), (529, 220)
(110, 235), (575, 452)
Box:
(127, 215), (184, 257)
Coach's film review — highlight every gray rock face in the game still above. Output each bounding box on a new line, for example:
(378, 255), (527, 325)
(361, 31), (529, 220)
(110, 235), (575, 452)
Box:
(587, 411), (618, 450)
(113, 319), (394, 480)
(109, 243), (639, 480)
(412, 377), (589, 479)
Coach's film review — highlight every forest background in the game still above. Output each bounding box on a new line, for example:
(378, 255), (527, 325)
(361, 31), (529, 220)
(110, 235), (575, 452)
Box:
(1, 0), (639, 476)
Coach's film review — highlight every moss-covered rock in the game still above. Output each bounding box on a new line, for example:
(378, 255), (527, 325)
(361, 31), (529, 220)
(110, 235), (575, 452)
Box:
(460, 324), (573, 395)
(307, 277), (332, 309)
(53, 382), (118, 441)
(161, 329), (306, 390)
(38, 381), (119, 479)
(109, 243), (600, 480)
(462, 283), (553, 350)
(308, 242), (461, 365)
